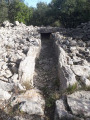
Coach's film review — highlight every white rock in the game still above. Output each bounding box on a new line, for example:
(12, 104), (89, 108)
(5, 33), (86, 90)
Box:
(3, 21), (10, 27)
(70, 47), (77, 52)
(11, 74), (18, 83)
(5, 69), (12, 78)
(0, 81), (13, 92)
(19, 56), (35, 87)
(56, 46), (77, 90)
(0, 88), (11, 101)
(11, 89), (45, 116)
(55, 98), (82, 120)
(58, 65), (77, 90)
(1, 64), (7, 70)
(71, 65), (90, 77)
(80, 76), (90, 86)
(19, 43), (41, 87)
(67, 91), (90, 117)
(14, 21), (19, 26)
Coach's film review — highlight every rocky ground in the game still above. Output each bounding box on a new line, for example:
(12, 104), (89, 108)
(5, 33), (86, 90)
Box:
(33, 34), (59, 120)
(52, 21), (90, 120)
(0, 21), (44, 120)
(0, 20), (90, 120)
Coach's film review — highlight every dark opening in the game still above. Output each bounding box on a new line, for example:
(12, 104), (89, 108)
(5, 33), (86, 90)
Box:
(41, 33), (51, 40)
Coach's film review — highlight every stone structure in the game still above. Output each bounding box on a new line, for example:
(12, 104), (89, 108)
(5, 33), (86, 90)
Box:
(0, 21), (90, 120)
(0, 21), (44, 120)
(52, 22), (90, 120)
(52, 32), (90, 91)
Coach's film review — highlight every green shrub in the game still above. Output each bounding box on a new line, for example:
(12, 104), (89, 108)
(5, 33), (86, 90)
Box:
(46, 92), (60, 108)
(52, 20), (62, 27)
(66, 83), (77, 94)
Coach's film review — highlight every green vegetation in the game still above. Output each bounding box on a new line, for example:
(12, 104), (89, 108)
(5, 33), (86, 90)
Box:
(0, 0), (8, 23)
(46, 92), (60, 108)
(50, 0), (90, 27)
(66, 83), (78, 94)
(0, 0), (90, 27)
(46, 95), (55, 108)
(8, 0), (30, 24)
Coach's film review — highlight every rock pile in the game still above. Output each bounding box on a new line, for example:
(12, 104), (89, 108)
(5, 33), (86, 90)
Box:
(52, 21), (90, 120)
(0, 21), (44, 120)
(52, 32), (90, 90)
(0, 20), (90, 120)
(65, 21), (90, 41)
(38, 26), (61, 33)
(55, 91), (90, 120)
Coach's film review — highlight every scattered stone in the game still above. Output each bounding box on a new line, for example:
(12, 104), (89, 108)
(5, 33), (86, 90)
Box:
(0, 21), (90, 120)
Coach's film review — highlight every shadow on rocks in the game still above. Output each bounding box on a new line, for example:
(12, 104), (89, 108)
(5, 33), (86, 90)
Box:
(0, 108), (15, 120)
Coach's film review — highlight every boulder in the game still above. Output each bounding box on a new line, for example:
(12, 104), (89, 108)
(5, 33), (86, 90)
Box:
(58, 65), (77, 91)
(11, 89), (45, 116)
(54, 44), (77, 90)
(19, 56), (36, 87)
(54, 98), (82, 120)
(0, 88), (11, 103)
(67, 91), (90, 118)
(0, 81), (14, 92)
(71, 65), (90, 77)
(14, 21), (19, 26)
(80, 76), (90, 87)
(2, 21), (10, 27)
(19, 40), (41, 88)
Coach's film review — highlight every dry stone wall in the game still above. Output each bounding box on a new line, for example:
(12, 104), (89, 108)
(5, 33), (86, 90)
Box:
(52, 32), (90, 91)
(51, 22), (90, 120)
(0, 21), (41, 88)
(0, 20), (90, 120)
(65, 21), (90, 41)
(0, 21), (44, 120)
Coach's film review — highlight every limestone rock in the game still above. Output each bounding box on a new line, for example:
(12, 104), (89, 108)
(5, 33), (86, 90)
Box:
(11, 89), (45, 116)
(71, 65), (90, 77)
(52, 28), (90, 90)
(0, 89), (11, 101)
(80, 76), (90, 87)
(2, 21), (10, 27)
(14, 21), (19, 26)
(14, 116), (44, 120)
(19, 40), (41, 88)
(54, 43), (77, 90)
(0, 81), (14, 92)
(54, 98), (82, 120)
(67, 91), (90, 118)
(58, 65), (77, 90)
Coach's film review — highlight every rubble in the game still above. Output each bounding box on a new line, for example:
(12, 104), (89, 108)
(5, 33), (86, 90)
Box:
(0, 20), (90, 120)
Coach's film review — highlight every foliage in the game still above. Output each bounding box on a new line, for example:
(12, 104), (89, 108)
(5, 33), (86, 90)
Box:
(30, 2), (50, 26)
(46, 92), (60, 108)
(52, 20), (62, 27)
(0, 0), (8, 23)
(66, 83), (77, 94)
(50, 0), (90, 27)
(8, 0), (31, 24)
(0, 0), (90, 27)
